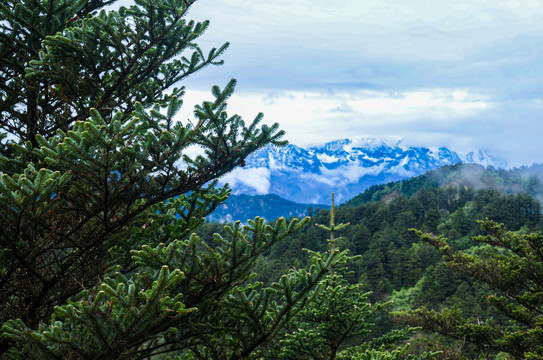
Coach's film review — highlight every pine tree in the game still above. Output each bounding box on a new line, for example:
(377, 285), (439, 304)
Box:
(397, 220), (543, 359)
(271, 194), (436, 360)
(0, 1), (342, 358)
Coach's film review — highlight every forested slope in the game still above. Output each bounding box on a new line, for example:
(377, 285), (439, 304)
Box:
(203, 164), (543, 356)
(345, 163), (543, 207)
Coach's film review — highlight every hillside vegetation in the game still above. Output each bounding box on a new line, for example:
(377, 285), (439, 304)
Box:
(200, 163), (543, 357)
(345, 163), (543, 207)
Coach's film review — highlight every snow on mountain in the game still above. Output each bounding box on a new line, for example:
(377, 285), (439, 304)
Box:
(463, 149), (508, 169)
(219, 138), (505, 204)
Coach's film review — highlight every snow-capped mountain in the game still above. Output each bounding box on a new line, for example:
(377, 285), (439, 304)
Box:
(464, 149), (507, 169)
(219, 138), (505, 204)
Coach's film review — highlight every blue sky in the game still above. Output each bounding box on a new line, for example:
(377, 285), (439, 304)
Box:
(175, 0), (543, 167)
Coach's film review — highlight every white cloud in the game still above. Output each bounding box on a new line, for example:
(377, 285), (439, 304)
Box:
(188, 0), (543, 62)
(177, 86), (543, 168)
(319, 163), (389, 184)
(178, 87), (492, 147)
(220, 167), (271, 195)
(317, 153), (339, 163)
(171, 0), (543, 168)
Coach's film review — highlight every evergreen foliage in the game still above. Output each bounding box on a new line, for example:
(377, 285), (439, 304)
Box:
(397, 221), (543, 359)
(269, 195), (436, 360)
(0, 0), (227, 145)
(0, 1), (342, 358)
(3, 217), (348, 359)
(241, 177), (543, 357)
(344, 163), (543, 208)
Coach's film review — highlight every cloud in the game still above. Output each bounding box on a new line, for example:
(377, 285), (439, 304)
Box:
(319, 163), (390, 184)
(220, 167), (271, 195)
(178, 87), (491, 141)
(181, 0), (543, 102)
(177, 86), (542, 168)
(172, 0), (543, 169)
(330, 103), (355, 113)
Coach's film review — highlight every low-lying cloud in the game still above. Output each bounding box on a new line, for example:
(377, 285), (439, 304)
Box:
(220, 167), (271, 195)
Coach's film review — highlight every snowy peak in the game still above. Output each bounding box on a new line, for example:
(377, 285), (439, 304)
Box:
(244, 144), (319, 172)
(221, 138), (504, 204)
(244, 139), (466, 176)
(464, 149), (507, 169)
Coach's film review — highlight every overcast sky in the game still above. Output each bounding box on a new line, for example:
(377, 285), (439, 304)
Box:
(173, 0), (543, 167)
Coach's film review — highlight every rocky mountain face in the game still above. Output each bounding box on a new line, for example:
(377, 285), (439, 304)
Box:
(219, 138), (504, 204)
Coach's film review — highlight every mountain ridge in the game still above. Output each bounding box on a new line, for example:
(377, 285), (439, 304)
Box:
(220, 138), (506, 204)
(207, 194), (329, 223)
(212, 163), (543, 223)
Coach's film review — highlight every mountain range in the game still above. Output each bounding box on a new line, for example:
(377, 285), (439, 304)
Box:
(219, 138), (506, 205)
(211, 162), (543, 223)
